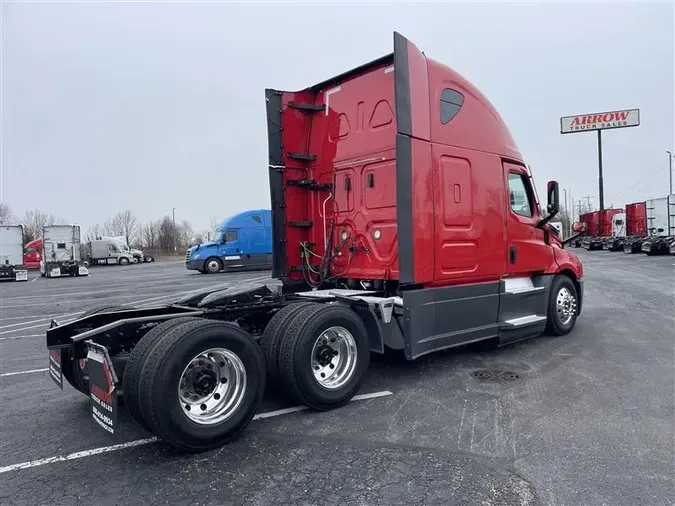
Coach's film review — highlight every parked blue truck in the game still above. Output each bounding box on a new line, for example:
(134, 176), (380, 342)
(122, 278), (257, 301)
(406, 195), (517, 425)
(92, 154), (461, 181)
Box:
(185, 209), (273, 274)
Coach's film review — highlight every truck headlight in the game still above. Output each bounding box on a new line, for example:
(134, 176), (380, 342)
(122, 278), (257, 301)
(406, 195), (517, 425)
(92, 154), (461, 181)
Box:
(193, 253), (200, 259)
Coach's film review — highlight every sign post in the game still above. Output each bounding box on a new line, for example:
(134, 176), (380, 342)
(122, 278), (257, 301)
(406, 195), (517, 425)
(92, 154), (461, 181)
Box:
(560, 108), (640, 211)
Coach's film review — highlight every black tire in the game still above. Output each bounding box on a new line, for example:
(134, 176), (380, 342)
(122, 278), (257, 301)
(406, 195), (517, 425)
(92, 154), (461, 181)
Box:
(137, 320), (265, 452)
(203, 257), (222, 274)
(278, 304), (370, 411)
(259, 302), (319, 387)
(545, 275), (579, 336)
(62, 305), (128, 395)
(144, 255), (154, 263)
(122, 317), (203, 431)
(119, 257), (130, 265)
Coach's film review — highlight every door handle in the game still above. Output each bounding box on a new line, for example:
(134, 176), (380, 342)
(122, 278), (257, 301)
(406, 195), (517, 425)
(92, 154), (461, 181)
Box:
(509, 245), (517, 264)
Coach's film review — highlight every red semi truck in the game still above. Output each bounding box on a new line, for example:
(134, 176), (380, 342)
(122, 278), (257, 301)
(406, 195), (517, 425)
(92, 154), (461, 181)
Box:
(23, 238), (43, 269)
(623, 201), (648, 253)
(579, 211), (601, 249)
(579, 209), (621, 250)
(45, 32), (585, 452)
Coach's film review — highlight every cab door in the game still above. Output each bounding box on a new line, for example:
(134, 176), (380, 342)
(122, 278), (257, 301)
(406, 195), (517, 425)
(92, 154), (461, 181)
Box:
(503, 162), (554, 275)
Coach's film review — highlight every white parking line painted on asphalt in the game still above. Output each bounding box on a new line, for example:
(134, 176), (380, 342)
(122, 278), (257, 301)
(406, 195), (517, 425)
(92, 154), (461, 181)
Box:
(0, 334), (44, 342)
(0, 319), (76, 335)
(7, 277), (233, 301)
(0, 315), (56, 321)
(0, 292), (181, 309)
(0, 390), (394, 474)
(0, 277), (274, 340)
(0, 314), (81, 329)
(0, 368), (48, 378)
(0, 291), (201, 335)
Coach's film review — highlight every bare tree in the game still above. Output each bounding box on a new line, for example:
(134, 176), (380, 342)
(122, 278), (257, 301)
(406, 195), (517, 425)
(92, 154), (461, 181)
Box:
(194, 228), (214, 244)
(177, 220), (194, 249)
(21, 210), (67, 242)
(209, 215), (220, 233)
(109, 211), (138, 246)
(158, 216), (177, 253)
(140, 220), (160, 249)
(85, 223), (105, 242)
(192, 232), (205, 245)
(102, 218), (115, 237)
(0, 202), (14, 225)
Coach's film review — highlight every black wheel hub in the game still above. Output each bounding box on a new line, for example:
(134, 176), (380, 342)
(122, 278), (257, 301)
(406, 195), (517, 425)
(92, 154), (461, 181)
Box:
(315, 345), (338, 367)
(193, 370), (217, 396)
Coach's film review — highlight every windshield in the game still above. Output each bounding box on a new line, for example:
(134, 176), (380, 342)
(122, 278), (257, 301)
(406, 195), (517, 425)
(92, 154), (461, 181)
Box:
(213, 231), (224, 243)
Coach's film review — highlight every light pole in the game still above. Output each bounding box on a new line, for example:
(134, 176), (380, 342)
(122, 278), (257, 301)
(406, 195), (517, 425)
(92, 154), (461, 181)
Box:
(172, 207), (176, 255)
(667, 151), (673, 195)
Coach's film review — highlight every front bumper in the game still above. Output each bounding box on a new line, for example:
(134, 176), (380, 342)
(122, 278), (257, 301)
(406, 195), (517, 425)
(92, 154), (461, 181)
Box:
(186, 259), (205, 271)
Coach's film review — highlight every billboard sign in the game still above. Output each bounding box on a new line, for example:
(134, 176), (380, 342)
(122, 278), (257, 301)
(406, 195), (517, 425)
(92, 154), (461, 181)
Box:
(560, 108), (640, 134)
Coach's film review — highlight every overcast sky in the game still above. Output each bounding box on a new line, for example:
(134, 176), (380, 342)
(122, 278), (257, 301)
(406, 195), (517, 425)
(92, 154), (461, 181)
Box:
(2, 1), (673, 233)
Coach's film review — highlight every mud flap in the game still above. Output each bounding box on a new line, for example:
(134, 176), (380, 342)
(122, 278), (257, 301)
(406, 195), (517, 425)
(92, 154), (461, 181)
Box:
(86, 342), (118, 434)
(48, 350), (63, 389)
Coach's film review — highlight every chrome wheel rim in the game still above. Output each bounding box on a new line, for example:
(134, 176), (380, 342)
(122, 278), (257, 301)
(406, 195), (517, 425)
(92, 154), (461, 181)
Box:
(310, 326), (357, 390)
(556, 287), (577, 326)
(178, 348), (247, 425)
(207, 260), (220, 272)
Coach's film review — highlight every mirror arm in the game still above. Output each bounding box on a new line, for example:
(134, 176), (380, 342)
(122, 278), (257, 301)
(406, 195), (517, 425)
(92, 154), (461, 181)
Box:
(535, 209), (558, 230)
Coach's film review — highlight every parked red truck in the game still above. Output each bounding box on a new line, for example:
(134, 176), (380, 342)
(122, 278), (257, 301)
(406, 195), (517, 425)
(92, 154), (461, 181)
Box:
(623, 201), (648, 253)
(596, 208), (622, 250)
(578, 211), (601, 249)
(23, 238), (42, 269)
(45, 32), (585, 453)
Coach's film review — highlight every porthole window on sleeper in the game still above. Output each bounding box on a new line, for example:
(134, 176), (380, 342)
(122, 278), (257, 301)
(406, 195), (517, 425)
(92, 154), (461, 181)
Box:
(440, 88), (464, 124)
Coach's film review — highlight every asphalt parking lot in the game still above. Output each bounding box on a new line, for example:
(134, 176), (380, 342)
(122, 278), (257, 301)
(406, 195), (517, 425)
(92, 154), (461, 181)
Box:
(0, 252), (673, 506)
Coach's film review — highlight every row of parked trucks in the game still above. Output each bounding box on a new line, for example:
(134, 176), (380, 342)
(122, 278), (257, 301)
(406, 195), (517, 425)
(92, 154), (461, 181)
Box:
(0, 224), (155, 282)
(573, 193), (675, 255)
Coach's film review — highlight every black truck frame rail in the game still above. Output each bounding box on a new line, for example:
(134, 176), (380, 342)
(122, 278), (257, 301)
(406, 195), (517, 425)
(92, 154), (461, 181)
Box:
(47, 280), (290, 350)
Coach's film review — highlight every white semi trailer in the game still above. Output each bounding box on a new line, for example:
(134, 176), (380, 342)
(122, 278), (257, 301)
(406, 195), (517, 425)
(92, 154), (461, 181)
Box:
(642, 194), (675, 255)
(40, 225), (89, 278)
(0, 225), (29, 282)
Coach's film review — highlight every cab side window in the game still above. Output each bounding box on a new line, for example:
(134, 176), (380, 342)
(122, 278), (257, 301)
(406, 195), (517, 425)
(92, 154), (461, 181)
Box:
(225, 230), (238, 242)
(507, 173), (534, 218)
